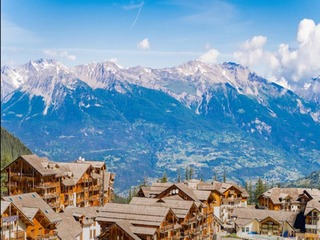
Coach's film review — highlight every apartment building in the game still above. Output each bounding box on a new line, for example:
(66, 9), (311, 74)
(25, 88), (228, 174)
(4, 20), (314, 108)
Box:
(2, 154), (115, 212)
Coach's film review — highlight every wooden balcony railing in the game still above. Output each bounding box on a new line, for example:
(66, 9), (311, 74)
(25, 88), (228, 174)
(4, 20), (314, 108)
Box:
(28, 231), (59, 240)
(34, 182), (59, 189)
(48, 202), (60, 208)
(90, 185), (101, 191)
(43, 192), (60, 199)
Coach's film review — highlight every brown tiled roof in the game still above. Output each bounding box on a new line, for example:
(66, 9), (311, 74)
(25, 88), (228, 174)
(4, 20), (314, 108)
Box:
(149, 182), (173, 195)
(130, 225), (157, 236)
(20, 155), (61, 176)
(3, 192), (61, 223)
(1, 201), (11, 215)
(305, 198), (320, 215)
(193, 190), (211, 201)
(75, 160), (105, 169)
(232, 208), (297, 227)
(97, 203), (174, 227)
(261, 188), (316, 204)
(130, 197), (197, 219)
(59, 162), (91, 186)
(113, 221), (142, 240)
(57, 212), (82, 240)
(64, 206), (99, 218)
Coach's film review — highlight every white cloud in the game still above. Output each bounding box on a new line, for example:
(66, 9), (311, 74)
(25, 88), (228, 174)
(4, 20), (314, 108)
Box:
(198, 48), (219, 63)
(43, 49), (76, 61)
(1, 18), (39, 44)
(234, 19), (320, 84)
(137, 38), (150, 50)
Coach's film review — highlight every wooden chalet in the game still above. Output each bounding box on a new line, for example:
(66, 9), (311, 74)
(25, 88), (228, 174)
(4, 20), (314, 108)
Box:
(303, 197), (320, 240)
(2, 193), (61, 240)
(232, 208), (298, 237)
(96, 203), (181, 240)
(2, 154), (115, 212)
(130, 196), (210, 239)
(257, 188), (320, 212)
(1, 200), (33, 240)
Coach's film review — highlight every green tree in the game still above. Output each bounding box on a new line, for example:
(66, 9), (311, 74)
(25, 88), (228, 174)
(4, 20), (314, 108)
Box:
(189, 166), (194, 180)
(254, 178), (265, 203)
(185, 166), (189, 181)
(223, 168), (226, 183)
(161, 171), (168, 183)
(177, 168), (181, 183)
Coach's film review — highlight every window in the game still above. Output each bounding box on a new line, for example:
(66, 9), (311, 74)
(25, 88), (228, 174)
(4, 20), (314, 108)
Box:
(242, 228), (245, 232)
(246, 227), (249, 232)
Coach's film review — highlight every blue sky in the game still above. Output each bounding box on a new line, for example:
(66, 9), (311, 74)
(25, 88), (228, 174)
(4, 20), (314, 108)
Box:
(1, 0), (320, 77)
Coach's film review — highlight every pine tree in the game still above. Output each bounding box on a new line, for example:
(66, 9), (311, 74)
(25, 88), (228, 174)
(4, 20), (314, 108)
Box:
(177, 168), (181, 183)
(185, 166), (189, 181)
(213, 170), (217, 181)
(254, 178), (265, 203)
(248, 181), (254, 204)
(161, 171), (168, 183)
(223, 168), (226, 183)
(189, 166), (194, 180)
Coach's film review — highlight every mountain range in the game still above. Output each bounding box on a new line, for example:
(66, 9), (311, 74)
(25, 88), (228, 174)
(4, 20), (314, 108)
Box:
(1, 59), (320, 191)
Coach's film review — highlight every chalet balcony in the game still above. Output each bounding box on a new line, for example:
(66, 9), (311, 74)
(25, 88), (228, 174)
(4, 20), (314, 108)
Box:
(90, 195), (100, 201)
(10, 172), (35, 180)
(34, 182), (59, 189)
(305, 224), (319, 230)
(48, 202), (60, 208)
(43, 192), (60, 199)
(76, 198), (85, 204)
(90, 185), (101, 191)
(15, 230), (26, 240)
(28, 231), (59, 240)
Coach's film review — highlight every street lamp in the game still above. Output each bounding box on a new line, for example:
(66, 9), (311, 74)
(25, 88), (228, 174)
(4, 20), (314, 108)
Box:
(231, 215), (237, 234)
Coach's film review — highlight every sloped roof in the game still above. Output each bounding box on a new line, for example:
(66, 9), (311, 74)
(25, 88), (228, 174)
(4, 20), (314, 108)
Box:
(149, 182), (173, 195)
(233, 208), (297, 227)
(20, 155), (62, 176)
(261, 188), (314, 204)
(1, 201), (11, 215)
(21, 207), (39, 220)
(97, 203), (174, 227)
(64, 206), (99, 218)
(75, 160), (105, 169)
(304, 198), (320, 215)
(114, 221), (142, 240)
(193, 190), (211, 201)
(57, 212), (82, 240)
(59, 162), (91, 186)
(3, 192), (61, 223)
(130, 197), (196, 219)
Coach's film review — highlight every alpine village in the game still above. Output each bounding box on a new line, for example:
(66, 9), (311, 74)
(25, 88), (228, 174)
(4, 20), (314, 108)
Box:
(0, 128), (319, 240)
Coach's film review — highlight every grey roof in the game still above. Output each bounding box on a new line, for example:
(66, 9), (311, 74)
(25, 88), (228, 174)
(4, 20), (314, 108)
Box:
(57, 212), (82, 240)
(3, 192), (61, 223)
(97, 203), (174, 227)
(233, 208), (297, 228)
(1, 201), (11, 215)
